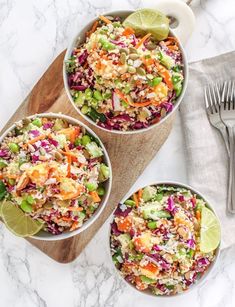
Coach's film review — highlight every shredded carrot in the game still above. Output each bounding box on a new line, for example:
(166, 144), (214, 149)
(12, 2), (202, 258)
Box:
(91, 20), (99, 33)
(70, 221), (78, 231)
(136, 33), (152, 49)
(155, 62), (173, 90)
(142, 56), (154, 66)
(99, 15), (111, 24)
(67, 155), (72, 178)
(96, 60), (106, 71)
(28, 134), (46, 145)
(130, 101), (152, 107)
(0, 174), (3, 179)
(114, 89), (130, 104)
(142, 56), (154, 71)
(135, 276), (147, 291)
(165, 36), (179, 44)
(58, 185), (84, 200)
(90, 191), (101, 202)
(151, 100), (161, 106)
(121, 73), (131, 81)
(168, 45), (178, 51)
(64, 144), (70, 152)
(67, 206), (83, 212)
(87, 20), (99, 37)
(122, 27), (135, 37)
(196, 210), (201, 220)
(138, 189), (143, 201)
(115, 89), (152, 108)
(133, 193), (139, 207)
(58, 127), (80, 144)
(59, 150), (77, 158)
(62, 217), (72, 222)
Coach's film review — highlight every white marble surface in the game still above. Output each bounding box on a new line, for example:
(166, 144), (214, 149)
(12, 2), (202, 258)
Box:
(0, 0), (235, 306)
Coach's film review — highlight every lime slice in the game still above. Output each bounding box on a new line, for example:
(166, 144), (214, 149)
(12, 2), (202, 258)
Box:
(123, 9), (169, 41)
(200, 207), (221, 253)
(1, 201), (43, 237)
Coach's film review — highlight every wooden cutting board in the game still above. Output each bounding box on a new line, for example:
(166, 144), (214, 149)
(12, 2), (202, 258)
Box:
(1, 50), (174, 263)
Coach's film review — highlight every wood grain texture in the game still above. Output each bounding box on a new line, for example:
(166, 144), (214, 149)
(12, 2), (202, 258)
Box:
(1, 50), (174, 263)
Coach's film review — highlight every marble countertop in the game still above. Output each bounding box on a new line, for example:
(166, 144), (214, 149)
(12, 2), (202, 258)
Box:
(1, 0), (235, 306)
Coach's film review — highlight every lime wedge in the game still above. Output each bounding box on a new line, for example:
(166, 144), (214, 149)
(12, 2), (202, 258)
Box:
(200, 207), (221, 253)
(123, 9), (169, 41)
(1, 201), (43, 237)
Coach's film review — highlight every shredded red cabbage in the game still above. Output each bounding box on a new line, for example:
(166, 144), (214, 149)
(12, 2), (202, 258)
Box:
(29, 130), (40, 137)
(111, 221), (122, 236)
(166, 196), (175, 212)
(43, 122), (54, 130)
(114, 203), (132, 217)
(78, 50), (88, 65)
(70, 85), (88, 91)
(0, 149), (9, 158)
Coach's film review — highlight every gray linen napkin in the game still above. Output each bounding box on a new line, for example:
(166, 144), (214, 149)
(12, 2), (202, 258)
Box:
(180, 51), (235, 249)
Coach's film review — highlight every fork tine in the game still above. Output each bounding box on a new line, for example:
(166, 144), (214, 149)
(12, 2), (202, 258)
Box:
(232, 81), (235, 109)
(205, 86), (214, 114)
(208, 85), (216, 113)
(221, 81), (228, 109)
(215, 83), (221, 105)
(211, 84), (219, 113)
(204, 87), (209, 109)
(227, 81), (232, 105)
(206, 86), (213, 113)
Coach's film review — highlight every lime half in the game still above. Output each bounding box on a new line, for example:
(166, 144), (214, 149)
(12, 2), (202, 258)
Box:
(123, 9), (169, 41)
(1, 201), (43, 237)
(200, 207), (221, 253)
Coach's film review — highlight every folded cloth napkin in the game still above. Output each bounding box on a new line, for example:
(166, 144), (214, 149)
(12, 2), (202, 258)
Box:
(180, 51), (235, 249)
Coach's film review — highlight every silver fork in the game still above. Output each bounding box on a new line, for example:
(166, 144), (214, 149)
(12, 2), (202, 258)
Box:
(220, 80), (235, 213)
(204, 83), (230, 155)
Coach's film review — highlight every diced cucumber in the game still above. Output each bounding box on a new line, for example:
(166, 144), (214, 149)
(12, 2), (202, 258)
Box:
(142, 206), (171, 220)
(140, 275), (156, 284)
(155, 193), (163, 202)
(54, 119), (68, 131)
(98, 163), (110, 182)
(86, 142), (103, 158)
(142, 186), (157, 202)
(117, 233), (131, 247)
(75, 92), (86, 106)
(159, 51), (175, 69)
(124, 199), (136, 207)
(81, 105), (90, 114)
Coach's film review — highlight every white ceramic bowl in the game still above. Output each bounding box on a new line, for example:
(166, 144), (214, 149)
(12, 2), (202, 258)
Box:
(0, 112), (112, 241)
(63, 10), (189, 135)
(108, 181), (221, 297)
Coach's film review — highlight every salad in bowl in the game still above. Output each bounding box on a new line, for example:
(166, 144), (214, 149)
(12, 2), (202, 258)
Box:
(64, 9), (187, 133)
(109, 183), (221, 296)
(0, 113), (112, 240)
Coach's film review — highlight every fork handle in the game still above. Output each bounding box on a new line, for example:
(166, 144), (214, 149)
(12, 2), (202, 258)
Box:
(228, 127), (235, 213)
(219, 126), (230, 156)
